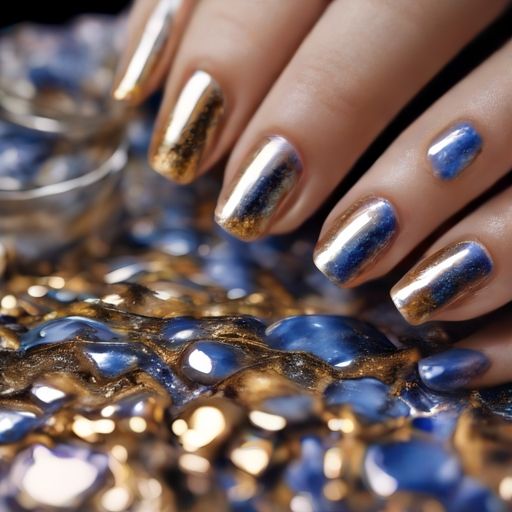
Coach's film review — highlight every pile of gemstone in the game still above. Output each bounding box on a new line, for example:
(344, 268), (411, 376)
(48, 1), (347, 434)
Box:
(1, 15), (512, 512)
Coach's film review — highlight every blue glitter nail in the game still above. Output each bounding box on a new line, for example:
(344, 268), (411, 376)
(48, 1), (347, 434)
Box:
(314, 197), (398, 285)
(391, 241), (493, 325)
(418, 348), (490, 393)
(428, 122), (482, 180)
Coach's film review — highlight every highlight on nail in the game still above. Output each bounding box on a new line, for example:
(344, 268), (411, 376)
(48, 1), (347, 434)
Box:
(113, 0), (182, 103)
(391, 240), (493, 325)
(150, 70), (224, 184)
(427, 122), (482, 181)
(314, 196), (398, 286)
(215, 136), (302, 241)
(418, 348), (490, 393)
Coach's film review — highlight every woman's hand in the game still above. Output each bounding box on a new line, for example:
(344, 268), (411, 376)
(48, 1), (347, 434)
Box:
(113, 0), (512, 391)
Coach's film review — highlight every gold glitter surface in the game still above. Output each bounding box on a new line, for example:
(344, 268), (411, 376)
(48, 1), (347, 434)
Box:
(150, 70), (224, 184)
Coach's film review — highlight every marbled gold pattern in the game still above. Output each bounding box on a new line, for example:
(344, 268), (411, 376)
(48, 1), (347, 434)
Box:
(215, 136), (302, 241)
(391, 241), (493, 325)
(314, 197), (398, 286)
(150, 70), (224, 184)
(113, 0), (182, 103)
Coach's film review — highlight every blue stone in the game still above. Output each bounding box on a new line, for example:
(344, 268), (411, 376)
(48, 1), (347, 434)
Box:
(285, 436), (339, 512)
(133, 227), (201, 256)
(7, 443), (109, 506)
(447, 478), (505, 512)
(411, 413), (458, 440)
(363, 440), (462, 497)
(204, 242), (257, 295)
(181, 340), (246, 385)
(0, 408), (42, 444)
(20, 316), (119, 351)
(260, 394), (315, 423)
(161, 316), (267, 347)
(266, 315), (395, 367)
(324, 378), (409, 422)
(82, 343), (140, 379)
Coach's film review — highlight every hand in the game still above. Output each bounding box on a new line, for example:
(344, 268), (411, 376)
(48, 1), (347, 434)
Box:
(113, 0), (512, 391)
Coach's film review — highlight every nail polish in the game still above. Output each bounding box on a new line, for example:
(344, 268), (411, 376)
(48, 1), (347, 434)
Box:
(391, 241), (493, 325)
(314, 197), (398, 285)
(113, 0), (181, 103)
(418, 348), (490, 392)
(427, 122), (482, 180)
(215, 136), (302, 241)
(150, 70), (224, 184)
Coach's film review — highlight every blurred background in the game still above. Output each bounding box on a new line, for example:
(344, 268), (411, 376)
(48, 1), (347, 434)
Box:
(1, 2), (128, 26)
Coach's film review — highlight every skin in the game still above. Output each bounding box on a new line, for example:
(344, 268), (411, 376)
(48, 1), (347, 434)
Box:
(115, 0), (512, 386)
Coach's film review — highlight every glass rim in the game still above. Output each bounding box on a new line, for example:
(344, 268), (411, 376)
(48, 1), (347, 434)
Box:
(0, 139), (128, 201)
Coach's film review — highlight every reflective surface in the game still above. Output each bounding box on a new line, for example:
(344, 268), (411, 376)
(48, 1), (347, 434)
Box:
(1, 16), (512, 512)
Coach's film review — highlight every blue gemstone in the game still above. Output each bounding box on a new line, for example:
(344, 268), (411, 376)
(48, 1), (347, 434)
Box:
(260, 394), (315, 422)
(161, 316), (267, 347)
(364, 440), (462, 497)
(181, 340), (246, 385)
(411, 412), (458, 440)
(0, 408), (43, 444)
(398, 368), (462, 415)
(133, 228), (201, 256)
(7, 443), (109, 506)
(266, 315), (395, 367)
(204, 242), (257, 295)
(447, 478), (505, 512)
(285, 436), (339, 512)
(82, 343), (140, 379)
(324, 377), (409, 422)
(20, 316), (119, 351)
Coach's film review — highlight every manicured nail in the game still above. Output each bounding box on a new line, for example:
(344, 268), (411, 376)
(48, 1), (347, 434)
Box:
(391, 240), (493, 325)
(427, 122), (482, 180)
(150, 70), (224, 184)
(314, 197), (398, 286)
(215, 136), (302, 241)
(113, 0), (181, 103)
(418, 348), (490, 392)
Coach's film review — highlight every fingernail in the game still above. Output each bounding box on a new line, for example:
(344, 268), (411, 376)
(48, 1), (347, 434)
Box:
(418, 348), (490, 392)
(427, 122), (482, 180)
(113, 0), (181, 103)
(215, 136), (302, 241)
(391, 240), (493, 325)
(314, 197), (398, 286)
(150, 70), (224, 184)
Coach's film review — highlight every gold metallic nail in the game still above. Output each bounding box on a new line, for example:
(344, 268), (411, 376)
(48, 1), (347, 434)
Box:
(391, 240), (493, 325)
(113, 0), (182, 103)
(150, 70), (224, 184)
(215, 136), (302, 241)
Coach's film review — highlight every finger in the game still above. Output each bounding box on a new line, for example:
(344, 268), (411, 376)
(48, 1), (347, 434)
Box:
(314, 38), (512, 287)
(215, 0), (508, 240)
(418, 318), (512, 391)
(149, 0), (327, 184)
(391, 185), (512, 325)
(113, 0), (195, 104)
